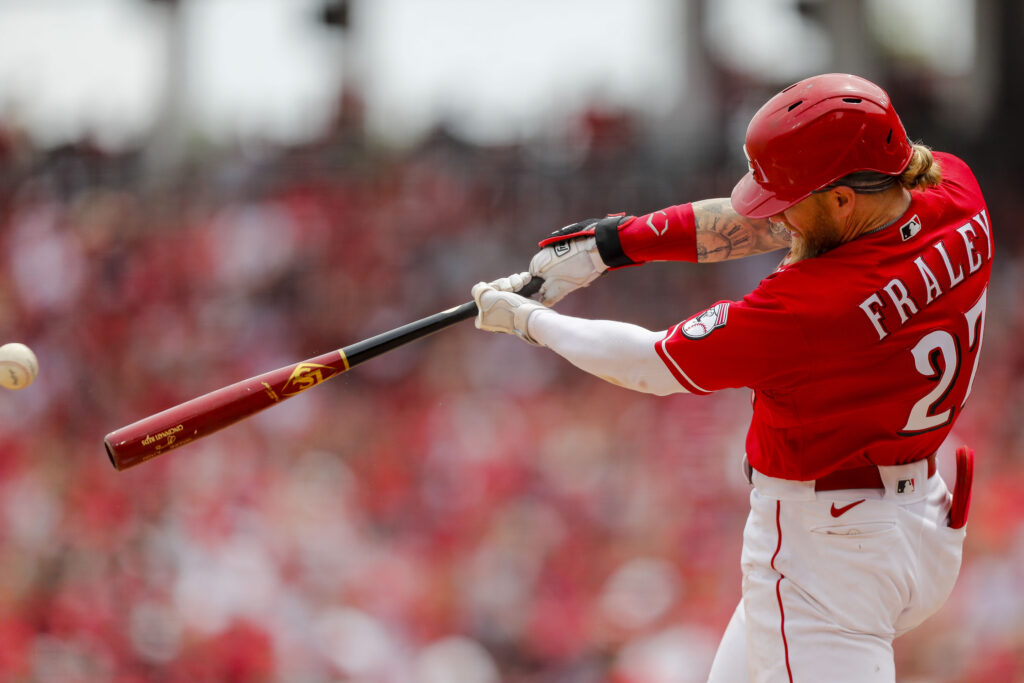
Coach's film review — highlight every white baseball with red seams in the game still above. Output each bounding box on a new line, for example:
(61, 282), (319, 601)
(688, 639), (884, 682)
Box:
(0, 342), (39, 390)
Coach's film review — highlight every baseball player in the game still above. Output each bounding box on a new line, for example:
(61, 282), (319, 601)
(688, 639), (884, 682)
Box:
(471, 73), (990, 682)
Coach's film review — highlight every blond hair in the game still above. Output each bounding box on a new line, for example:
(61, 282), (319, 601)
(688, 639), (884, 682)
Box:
(899, 144), (942, 191)
(820, 143), (942, 195)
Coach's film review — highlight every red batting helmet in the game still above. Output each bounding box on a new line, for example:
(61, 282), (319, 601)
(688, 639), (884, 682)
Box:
(731, 73), (913, 219)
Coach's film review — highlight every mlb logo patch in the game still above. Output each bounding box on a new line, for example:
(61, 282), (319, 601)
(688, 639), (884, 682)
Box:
(553, 242), (571, 257)
(897, 478), (916, 494)
(681, 303), (729, 339)
(899, 215), (922, 241)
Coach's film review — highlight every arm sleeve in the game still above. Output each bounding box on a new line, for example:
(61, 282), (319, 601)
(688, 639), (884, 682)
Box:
(527, 309), (688, 396)
(615, 203), (698, 264)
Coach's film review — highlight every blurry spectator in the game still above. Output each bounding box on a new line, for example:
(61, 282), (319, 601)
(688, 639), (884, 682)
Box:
(0, 99), (1019, 682)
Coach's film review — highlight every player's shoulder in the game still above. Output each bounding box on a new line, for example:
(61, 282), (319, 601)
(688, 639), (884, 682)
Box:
(932, 150), (970, 173)
(913, 151), (988, 229)
(751, 258), (855, 306)
(931, 151), (984, 198)
(747, 244), (896, 325)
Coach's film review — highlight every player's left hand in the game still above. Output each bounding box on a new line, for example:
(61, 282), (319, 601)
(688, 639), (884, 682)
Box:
(472, 273), (548, 344)
(531, 215), (635, 306)
(529, 236), (607, 306)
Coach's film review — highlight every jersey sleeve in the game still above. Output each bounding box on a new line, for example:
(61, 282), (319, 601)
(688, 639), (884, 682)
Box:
(655, 285), (809, 394)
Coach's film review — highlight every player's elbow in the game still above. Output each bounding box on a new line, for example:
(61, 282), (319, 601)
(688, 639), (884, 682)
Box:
(644, 380), (688, 396)
(600, 371), (686, 396)
(633, 362), (688, 396)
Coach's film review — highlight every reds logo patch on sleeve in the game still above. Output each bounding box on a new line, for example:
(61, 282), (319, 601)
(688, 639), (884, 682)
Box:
(681, 303), (730, 339)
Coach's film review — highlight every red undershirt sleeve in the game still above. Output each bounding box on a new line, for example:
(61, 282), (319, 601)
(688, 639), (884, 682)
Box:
(616, 203), (698, 264)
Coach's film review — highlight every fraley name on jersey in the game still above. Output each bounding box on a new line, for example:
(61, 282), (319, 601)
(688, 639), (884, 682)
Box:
(859, 210), (992, 341)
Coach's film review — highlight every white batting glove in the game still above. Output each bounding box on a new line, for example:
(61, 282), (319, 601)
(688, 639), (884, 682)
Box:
(529, 236), (607, 306)
(472, 273), (548, 345)
(487, 271), (533, 295)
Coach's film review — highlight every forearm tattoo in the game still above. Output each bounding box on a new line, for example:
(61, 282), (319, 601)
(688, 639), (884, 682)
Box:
(692, 198), (791, 263)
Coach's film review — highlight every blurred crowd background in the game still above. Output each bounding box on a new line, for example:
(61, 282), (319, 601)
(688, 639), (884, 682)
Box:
(1, 1), (1023, 681)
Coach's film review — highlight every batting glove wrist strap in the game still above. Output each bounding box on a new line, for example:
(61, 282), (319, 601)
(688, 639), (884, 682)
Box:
(538, 215), (637, 268)
(593, 215), (639, 269)
(472, 274), (547, 345)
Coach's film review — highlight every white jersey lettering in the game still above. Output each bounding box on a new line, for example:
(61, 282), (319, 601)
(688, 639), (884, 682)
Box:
(859, 293), (889, 340)
(914, 256), (943, 304)
(882, 278), (919, 323)
(973, 209), (992, 259)
(860, 220), (991, 339)
(956, 222), (983, 274)
(934, 241), (965, 288)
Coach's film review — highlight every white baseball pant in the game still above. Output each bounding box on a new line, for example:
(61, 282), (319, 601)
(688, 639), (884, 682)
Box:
(707, 458), (966, 682)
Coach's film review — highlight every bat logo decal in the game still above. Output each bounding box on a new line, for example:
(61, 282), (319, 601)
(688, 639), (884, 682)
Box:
(281, 363), (337, 396)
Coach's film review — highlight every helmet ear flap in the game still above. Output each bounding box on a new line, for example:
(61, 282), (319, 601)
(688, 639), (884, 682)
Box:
(731, 73), (913, 219)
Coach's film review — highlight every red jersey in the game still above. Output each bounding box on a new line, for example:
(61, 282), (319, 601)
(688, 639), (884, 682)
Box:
(655, 153), (992, 480)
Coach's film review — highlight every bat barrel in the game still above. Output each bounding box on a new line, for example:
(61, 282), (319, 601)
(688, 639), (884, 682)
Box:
(104, 376), (289, 470)
(101, 306), (469, 471)
(103, 277), (542, 470)
(104, 347), (350, 470)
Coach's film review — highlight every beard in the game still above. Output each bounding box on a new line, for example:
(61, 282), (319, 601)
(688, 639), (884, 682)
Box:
(784, 203), (846, 263)
(789, 230), (840, 262)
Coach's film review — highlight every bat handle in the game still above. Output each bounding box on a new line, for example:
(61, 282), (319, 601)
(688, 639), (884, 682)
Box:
(457, 275), (545, 320)
(339, 276), (546, 368)
(517, 276), (544, 299)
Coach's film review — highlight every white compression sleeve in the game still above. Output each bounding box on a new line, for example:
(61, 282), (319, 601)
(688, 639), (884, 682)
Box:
(527, 309), (687, 396)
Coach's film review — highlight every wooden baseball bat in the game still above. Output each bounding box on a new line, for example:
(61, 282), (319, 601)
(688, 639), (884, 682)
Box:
(104, 278), (542, 470)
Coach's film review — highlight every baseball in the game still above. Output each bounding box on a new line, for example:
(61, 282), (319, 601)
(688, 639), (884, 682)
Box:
(0, 342), (39, 390)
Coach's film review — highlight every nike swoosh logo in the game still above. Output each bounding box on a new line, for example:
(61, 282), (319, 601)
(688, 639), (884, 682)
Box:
(830, 499), (867, 517)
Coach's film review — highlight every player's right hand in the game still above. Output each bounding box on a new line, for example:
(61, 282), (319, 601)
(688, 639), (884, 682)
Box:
(472, 273), (547, 344)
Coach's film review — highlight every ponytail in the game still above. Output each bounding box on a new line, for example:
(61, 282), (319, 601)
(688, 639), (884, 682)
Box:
(899, 144), (942, 191)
